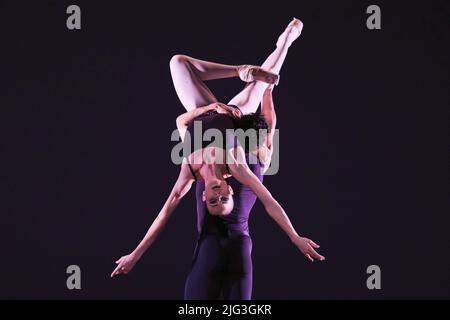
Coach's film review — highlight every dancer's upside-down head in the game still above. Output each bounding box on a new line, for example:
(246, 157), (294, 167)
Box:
(202, 177), (234, 216)
(192, 113), (269, 216)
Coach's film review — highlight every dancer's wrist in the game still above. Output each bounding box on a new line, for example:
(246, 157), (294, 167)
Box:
(132, 248), (144, 260)
(289, 232), (301, 242)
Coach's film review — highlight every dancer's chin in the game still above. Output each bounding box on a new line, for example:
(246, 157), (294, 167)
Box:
(207, 201), (234, 217)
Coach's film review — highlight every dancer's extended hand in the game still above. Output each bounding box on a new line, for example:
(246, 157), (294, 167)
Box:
(291, 235), (325, 262)
(111, 252), (139, 277)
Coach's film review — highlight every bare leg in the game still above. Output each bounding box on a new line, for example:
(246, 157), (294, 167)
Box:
(228, 19), (303, 115)
(169, 55), (240, 111)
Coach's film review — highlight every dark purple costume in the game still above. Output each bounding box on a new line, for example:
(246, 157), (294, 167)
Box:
(182, 109), (264, 300)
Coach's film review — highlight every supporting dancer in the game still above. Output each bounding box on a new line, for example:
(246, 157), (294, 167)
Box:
(111, 19), (324, 288)
(184, 85), (277, 300)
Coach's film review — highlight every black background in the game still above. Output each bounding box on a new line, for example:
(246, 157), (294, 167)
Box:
(1, 0), (449, 299)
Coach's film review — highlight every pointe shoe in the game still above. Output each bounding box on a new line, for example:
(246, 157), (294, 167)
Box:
(237, 65), (280, 85)
(277, 18), (303, 48)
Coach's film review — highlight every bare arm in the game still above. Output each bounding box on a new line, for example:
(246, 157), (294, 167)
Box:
(111, 163), (195, 277)
(258, 86), (277, 173)
(230, 151), (298, 240)
(176, 102), (240, 141)
(176, 103), (216, 141)
(228, 147), (325, 262)
(261, 86), (277, 149)
(132, 163), (194, 257)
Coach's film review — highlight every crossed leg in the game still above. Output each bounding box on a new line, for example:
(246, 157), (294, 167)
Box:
(169, 18), (303, 114)
(169, 55), (239, 111)
(227, 19), (303, 115)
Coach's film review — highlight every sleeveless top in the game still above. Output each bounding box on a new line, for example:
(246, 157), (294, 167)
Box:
(195, 155), (264, 238)
(185, 108), (267, 237)
(184, 111), (238, 154)
(183, 111), (239, 179)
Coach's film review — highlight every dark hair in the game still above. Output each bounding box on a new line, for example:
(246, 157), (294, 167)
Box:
(233, 112), (268, 153)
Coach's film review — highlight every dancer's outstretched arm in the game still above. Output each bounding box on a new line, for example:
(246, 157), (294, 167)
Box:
(111, 163), (195, 277)
(228, 147), (325, 262)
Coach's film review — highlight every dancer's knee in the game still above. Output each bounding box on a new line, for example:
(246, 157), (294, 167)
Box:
(169, 54), (189, 69)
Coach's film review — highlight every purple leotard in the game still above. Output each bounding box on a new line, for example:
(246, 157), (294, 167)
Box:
(184, 156), (264, 300)
(182, 107), (268, 300)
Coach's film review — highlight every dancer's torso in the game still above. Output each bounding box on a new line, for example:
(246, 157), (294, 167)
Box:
(184, 111), (237, 153)
(184, 110), (267, 237)
(195, 154), (264, 238)
(183, 111), (238, 180)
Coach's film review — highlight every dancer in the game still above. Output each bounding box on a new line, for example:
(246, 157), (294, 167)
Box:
(184, 85), (278, 300)
(111, 19), (324, 288)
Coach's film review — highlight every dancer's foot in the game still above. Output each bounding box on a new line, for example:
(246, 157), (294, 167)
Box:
(276, 18), (303, 48)
(237, 65), (280, 85)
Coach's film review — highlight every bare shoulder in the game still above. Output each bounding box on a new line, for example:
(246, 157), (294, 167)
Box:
(226, 147), (257, 185)
(226, 147), (248, 169)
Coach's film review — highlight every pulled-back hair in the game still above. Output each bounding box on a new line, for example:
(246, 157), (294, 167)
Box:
(233, 112), (269, 153)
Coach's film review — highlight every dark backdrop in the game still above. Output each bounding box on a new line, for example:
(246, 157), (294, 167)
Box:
(1, 0), (449, 299)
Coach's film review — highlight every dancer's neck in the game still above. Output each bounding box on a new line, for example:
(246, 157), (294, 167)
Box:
(201, 163), (225, 182)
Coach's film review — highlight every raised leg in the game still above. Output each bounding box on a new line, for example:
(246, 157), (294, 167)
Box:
(227, 19), (303, 115)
